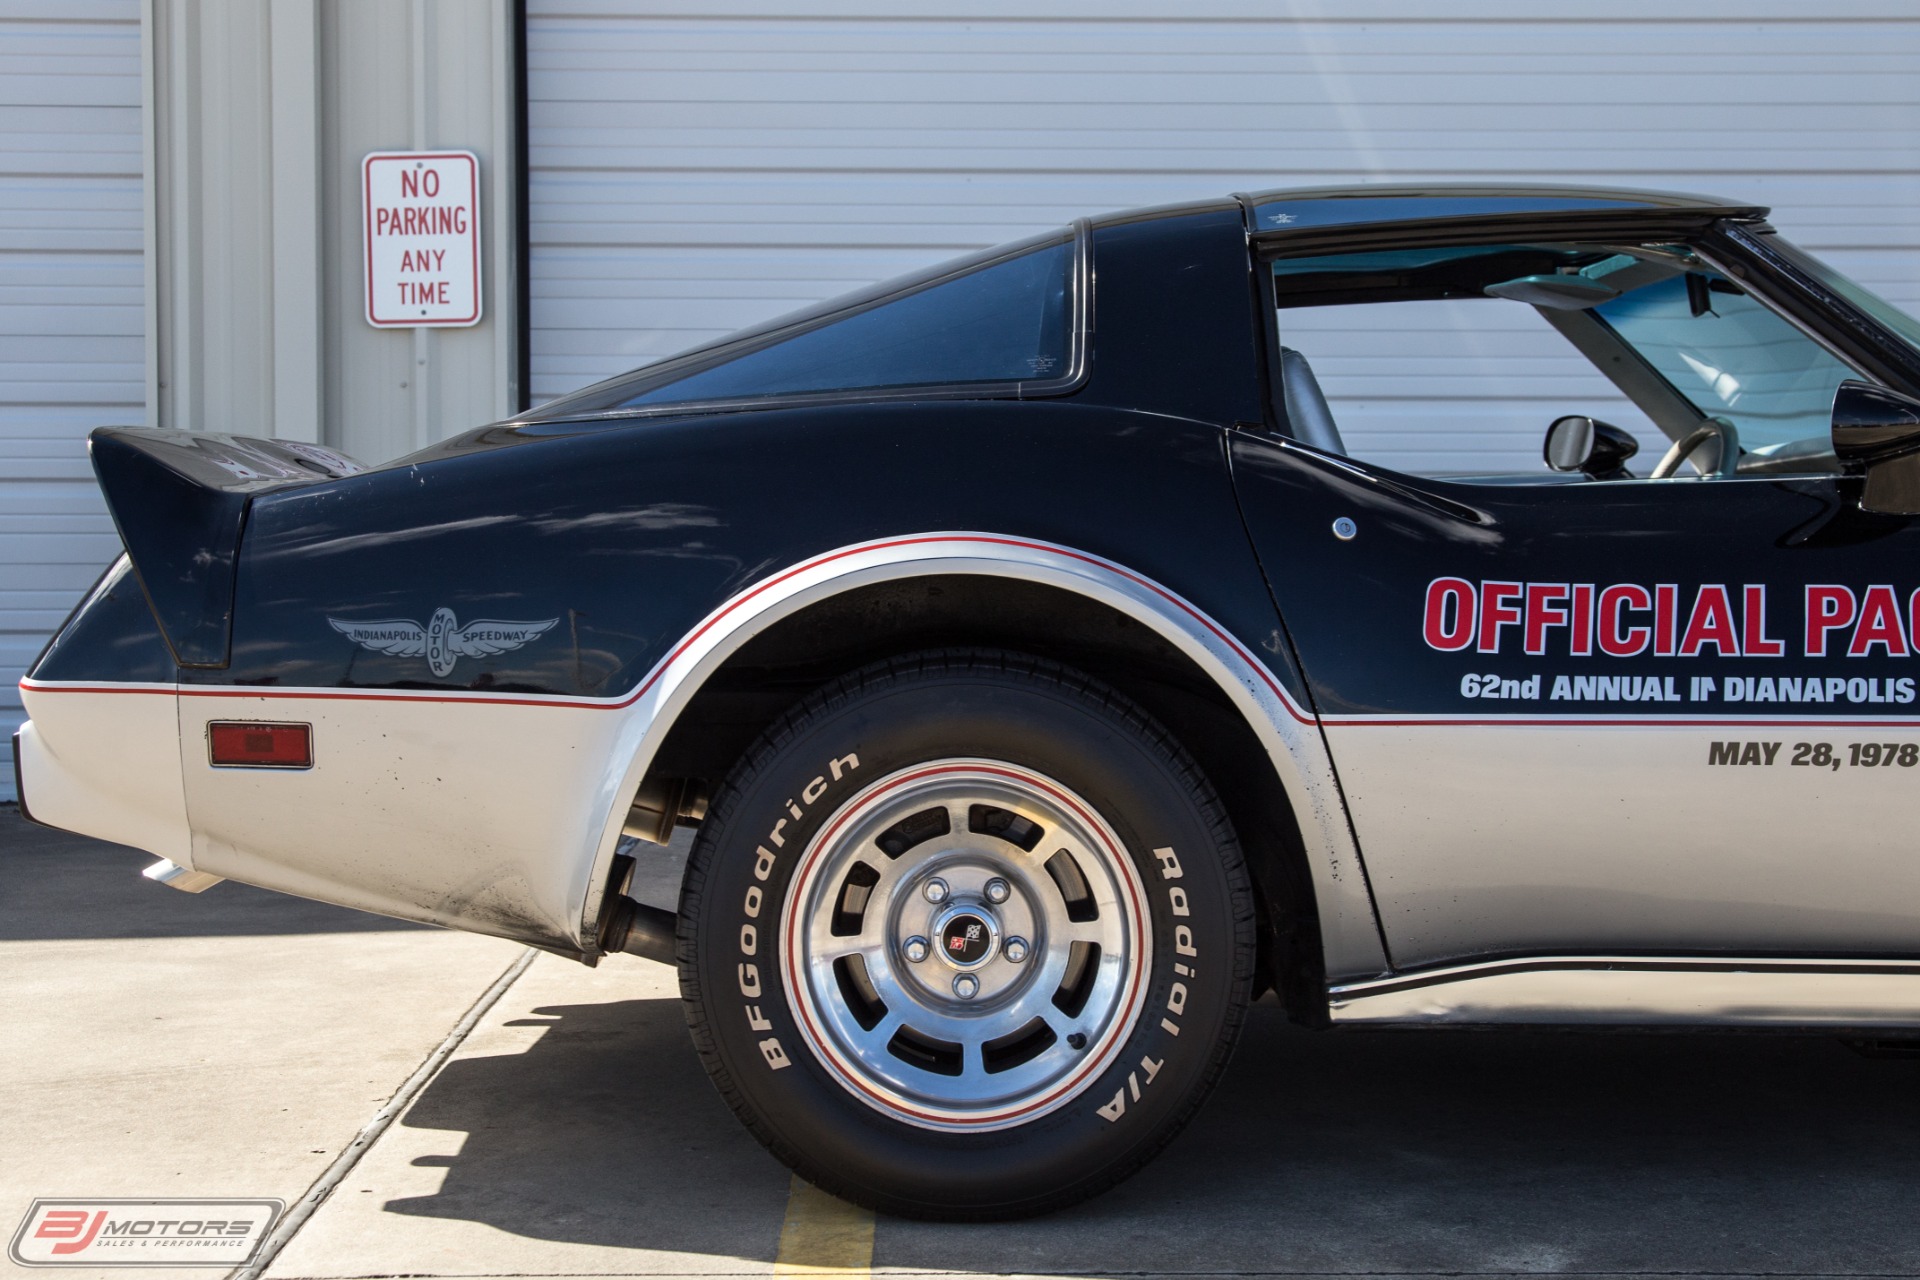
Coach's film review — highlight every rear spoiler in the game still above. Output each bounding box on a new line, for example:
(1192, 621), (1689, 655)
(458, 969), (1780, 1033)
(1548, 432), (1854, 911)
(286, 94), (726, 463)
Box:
(89, 427), (365, 668)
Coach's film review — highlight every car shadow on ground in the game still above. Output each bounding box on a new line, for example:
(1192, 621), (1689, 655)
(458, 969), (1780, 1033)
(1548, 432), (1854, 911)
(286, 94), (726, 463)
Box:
(386, 993), (790, 1262)
(382, 987), (1920, 1275)
(1, 808), (431, 939)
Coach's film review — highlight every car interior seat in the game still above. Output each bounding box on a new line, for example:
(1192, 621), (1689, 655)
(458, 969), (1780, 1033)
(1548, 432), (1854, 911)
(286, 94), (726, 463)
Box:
(1278, 347), (1347, 456)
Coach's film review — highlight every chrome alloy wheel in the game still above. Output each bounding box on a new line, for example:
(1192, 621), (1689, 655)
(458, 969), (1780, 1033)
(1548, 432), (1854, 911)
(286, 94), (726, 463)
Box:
(779, 759), (1151, 1131)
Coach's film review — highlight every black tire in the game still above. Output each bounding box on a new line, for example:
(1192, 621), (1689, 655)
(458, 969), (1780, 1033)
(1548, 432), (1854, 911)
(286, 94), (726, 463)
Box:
(678, 650), (1255, 1219)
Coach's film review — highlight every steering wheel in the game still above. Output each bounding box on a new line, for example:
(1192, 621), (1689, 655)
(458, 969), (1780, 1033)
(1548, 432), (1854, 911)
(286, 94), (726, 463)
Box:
(1651, 417), (1740, 479)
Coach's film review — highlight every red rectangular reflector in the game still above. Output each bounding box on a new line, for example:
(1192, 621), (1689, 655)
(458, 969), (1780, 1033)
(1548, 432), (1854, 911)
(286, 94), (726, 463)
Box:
(208, 721), (313, 769)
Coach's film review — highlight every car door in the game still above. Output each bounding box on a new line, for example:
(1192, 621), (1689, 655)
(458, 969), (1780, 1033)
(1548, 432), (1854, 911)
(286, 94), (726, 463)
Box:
(1232, 236), (1920, 970)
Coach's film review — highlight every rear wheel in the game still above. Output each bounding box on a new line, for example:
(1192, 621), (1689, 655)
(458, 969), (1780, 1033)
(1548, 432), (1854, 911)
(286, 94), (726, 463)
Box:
(678, 651), (1255, 1218)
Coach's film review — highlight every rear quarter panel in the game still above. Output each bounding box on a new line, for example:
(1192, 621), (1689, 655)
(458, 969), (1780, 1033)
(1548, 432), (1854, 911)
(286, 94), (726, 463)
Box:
(176, 402), (1319, 953)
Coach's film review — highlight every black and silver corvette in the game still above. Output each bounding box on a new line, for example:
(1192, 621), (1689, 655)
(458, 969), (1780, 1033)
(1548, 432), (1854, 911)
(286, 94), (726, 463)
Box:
(23, 185), (1920, 1218)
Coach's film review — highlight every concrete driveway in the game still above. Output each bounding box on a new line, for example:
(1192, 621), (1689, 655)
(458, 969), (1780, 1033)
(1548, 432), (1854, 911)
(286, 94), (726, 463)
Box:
(7, 808), (1920, 1280)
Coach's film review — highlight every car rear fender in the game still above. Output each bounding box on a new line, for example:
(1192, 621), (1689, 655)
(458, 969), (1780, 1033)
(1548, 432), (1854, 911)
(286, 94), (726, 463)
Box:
(580, 533), (1389, 980)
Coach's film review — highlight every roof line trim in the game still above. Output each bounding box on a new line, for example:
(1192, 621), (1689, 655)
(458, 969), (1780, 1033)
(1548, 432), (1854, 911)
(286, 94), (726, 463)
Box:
(1250, 208), (1770, 260)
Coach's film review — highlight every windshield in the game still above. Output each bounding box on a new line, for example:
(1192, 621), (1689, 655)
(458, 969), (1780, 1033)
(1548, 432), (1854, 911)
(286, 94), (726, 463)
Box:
(531, 228), (1081, 419)
(1594, 270), (1859, 456)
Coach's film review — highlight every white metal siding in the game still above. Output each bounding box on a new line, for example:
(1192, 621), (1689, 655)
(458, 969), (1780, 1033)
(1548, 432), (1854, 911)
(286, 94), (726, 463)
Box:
(525, 0), (1920, 473)
(0, 0), (142, 800)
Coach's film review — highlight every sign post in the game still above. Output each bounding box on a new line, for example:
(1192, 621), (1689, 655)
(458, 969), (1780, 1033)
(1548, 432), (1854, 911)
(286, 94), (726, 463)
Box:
(362, 151), (482, 328)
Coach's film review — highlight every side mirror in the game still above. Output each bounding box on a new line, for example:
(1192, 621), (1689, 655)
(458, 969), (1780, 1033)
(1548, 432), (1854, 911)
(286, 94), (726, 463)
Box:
(1544, 415), (1639, 480)
(1833, 380), (1920, 515)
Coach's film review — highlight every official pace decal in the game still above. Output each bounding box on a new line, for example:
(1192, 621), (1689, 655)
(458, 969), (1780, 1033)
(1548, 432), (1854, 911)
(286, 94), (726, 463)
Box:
(328, 609), (558, 678)
(1422, 578), (1920, 708)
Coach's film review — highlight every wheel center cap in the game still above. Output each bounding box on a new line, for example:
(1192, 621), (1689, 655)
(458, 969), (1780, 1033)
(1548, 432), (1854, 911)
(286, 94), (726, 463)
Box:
(933, 906), (997, 970)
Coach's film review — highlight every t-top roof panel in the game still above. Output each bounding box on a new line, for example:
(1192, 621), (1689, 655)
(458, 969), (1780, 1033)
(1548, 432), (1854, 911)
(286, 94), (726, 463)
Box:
(1243, 185), (1763, 235)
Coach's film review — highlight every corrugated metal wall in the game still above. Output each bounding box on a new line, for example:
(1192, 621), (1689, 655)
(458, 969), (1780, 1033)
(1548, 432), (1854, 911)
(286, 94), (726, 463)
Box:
(524, 0), (1920, 472)
(0, 0), (142, 799)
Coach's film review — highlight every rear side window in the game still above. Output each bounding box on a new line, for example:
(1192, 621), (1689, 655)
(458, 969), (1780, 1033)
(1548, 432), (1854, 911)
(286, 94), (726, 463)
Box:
(535, 228), (1084, 419)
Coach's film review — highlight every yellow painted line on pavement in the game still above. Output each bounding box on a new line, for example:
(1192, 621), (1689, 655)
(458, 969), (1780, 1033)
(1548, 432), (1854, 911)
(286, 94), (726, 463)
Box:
(774, 1173), (875, 1277)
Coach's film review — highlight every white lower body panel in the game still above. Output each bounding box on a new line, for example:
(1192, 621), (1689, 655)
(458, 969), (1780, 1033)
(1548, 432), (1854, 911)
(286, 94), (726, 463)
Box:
(16, 684), (190, 864)
(19, 680), (632, 952)
(175, 691), (630, 950)
(1325, 719), (1920, 965)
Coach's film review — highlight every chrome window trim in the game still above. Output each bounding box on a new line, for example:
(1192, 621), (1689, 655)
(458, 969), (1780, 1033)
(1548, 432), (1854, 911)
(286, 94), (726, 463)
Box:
(513, 220), (1094, 428)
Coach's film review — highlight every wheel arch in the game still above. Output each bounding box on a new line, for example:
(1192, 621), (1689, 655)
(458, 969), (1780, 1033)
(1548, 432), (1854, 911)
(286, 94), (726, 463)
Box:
(580, 535), (1387, 1002)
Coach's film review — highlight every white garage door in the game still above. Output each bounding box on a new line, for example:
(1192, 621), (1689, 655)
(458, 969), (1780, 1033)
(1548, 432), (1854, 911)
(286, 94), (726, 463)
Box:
(0, 0), (142, 801)
(526, 1), (1920, 466)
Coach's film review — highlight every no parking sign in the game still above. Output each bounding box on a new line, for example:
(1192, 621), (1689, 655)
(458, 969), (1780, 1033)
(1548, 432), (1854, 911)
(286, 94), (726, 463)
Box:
(362, 151), (482, 328)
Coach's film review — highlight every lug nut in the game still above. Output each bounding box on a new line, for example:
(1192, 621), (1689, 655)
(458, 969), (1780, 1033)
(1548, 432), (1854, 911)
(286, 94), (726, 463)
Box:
(984, 877), (1011, 904)
(904, 936), (930, 963)
(1003, 936), (1029, 963)
(922, 878), (949, 904)
(953, 974), (979, 1000)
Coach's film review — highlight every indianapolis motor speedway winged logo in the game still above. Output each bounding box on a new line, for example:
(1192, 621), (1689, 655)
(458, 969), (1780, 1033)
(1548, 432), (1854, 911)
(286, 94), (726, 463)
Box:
(328, 609), (559, 678)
